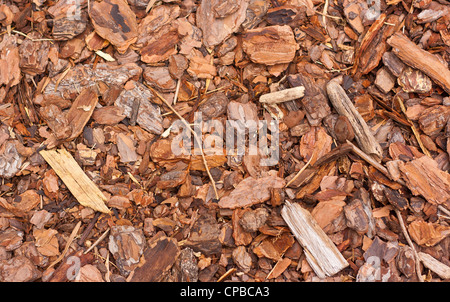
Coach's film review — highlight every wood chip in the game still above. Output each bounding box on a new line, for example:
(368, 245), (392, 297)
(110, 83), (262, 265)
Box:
(39, 148), (111, 213)
(281, 201), (349, 278)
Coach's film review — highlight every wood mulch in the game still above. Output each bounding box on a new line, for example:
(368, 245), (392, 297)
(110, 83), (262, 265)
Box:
(0, 0), (449, 282)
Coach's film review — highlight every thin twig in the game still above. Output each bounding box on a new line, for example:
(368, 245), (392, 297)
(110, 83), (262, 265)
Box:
(394, 209), (424, 282)
(217, 268), (236, 282)
(148, 83), (220, 200)
(285, 154), (314, 188)
(48, 221), (82, 269)
(12, 29), (54, 42)
(322, 0), (330, 34)
(172, 77), (182, 105)
(84, 227), (110, 254)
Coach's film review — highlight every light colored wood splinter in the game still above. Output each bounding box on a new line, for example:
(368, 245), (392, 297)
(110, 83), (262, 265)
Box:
(326, 80), (383, 161)
(259, 86), (305, 104)
(39, 148), (111, 213)
(281, 201), (348, 278)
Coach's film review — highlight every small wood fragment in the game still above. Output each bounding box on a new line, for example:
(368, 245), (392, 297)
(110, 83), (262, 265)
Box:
(326, 80), (383, 161)
(39, 148), (111, 213)
(259, 86), (305, 104)
(281, 201), (348, 278)
(419, 252), (450, 279)
(387, 32), (450, 94)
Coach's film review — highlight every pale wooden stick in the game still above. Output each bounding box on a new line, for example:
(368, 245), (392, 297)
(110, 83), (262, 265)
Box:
(259, 86), (305, 104)
(419, 252), (450, 279)
(172, 78), (181, 105)
(327, 81), (383, 161)
(395, 209), (424, 282)
(281, 201), (348, 278)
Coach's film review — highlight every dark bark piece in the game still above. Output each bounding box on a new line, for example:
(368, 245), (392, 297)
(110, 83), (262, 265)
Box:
(387, 32), (450, 94)
(130, 236), (180, 282)
(334, 116), (355, 144)
(183, 211), (222, 255)
(89, 0), (138, 54)
(266, 5), (306, 26)
(242, 0), (269, 29)
(198, 92), (229, 120)
(344, 198), (369, 234)
(383, 186), (408, 210)
(382, 51), (405, 77)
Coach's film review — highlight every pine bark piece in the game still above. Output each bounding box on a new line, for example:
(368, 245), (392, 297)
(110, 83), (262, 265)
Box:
(65, 87), (98, 141)
(139, 27), (179, 64)
(281, 201), (349, 278)
(89, 0), (138, 54)
(43, 63), (142, 100)
(418, 105), (450, 137)
(0, 140), (23, 179)
(326, 80), (383, 161)
(398, 155), (450, 205)
(259, 86), (305, 104)
(130, 236), (179, 282)
(218, 174), (285, 209)
(418, 252), (450, 279)
(39, 148), (111, 213)
(91, 106), (126, 125)
(287, 73), (331, 126)
(48, 0), (87, 41)
(387, 32), (450, 94)
(408, 219), (450, 247)
(398, 67), (432, 93)
(18, 31), (50, 76)
(0, 44), (20, 87)
(242, 25), (299, 65)
(114, 81), (163, 135)
(196, 0), (249, 48)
